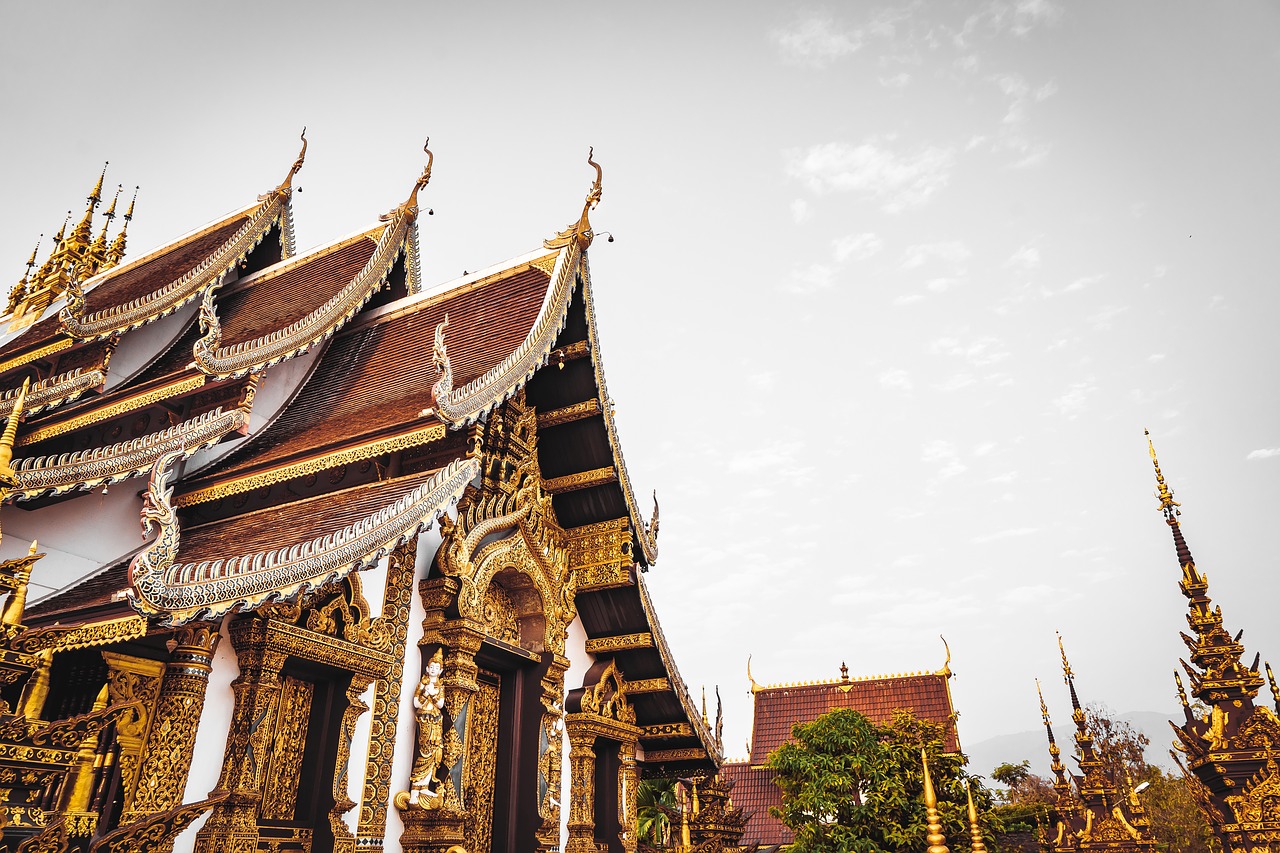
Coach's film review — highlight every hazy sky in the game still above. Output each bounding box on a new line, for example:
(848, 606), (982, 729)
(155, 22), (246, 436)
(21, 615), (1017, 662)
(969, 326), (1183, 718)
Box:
(3, 1), (1279, 770)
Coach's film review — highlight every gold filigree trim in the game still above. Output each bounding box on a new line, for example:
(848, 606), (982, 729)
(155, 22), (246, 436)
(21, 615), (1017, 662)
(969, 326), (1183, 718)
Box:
(11, 615), (147, 654)
(8, 406), (246, 501)
(641, 723), (694, 738)
(129, 457), (479, 625)
(0, 339), (73, 377)
(579, 256), (659, 565)
(174, 423), (447, 507)
(0, 367), (105, 418)
(568, 517), (633, 591)
(191, 206), (414, 379)
(536, 399), (600, 429)
(623, 678), (669, 694)
(642, 748), (709, 763)
(17, 375), (205, 447)
(543, 467), (617, 494)
(429, 241), (580, 427)
(529, 254), (558, 276)
(584, 632), (652, 654)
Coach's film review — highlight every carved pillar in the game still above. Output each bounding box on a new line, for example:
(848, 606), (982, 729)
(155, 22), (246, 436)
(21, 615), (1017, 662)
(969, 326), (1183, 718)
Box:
(618, 741), (638, 853)
(330, 674), (373, 853)
(101, 651), (166, 819)
(193, 618), (287, 853)
(564, 730), (597, 853)
(357, 539), (419, 850)
(125, 622), (221, 822)
(536, 654), (570, 852)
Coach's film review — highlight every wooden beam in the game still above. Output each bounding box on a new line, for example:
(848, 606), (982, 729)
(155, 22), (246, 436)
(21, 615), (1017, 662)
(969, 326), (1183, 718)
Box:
(585, 632), (653, 654)
(544, 466), (617, 494)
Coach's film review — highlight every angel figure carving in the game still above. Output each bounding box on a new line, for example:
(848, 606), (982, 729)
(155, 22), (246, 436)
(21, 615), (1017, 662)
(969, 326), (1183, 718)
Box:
(396, 648), (448, 810)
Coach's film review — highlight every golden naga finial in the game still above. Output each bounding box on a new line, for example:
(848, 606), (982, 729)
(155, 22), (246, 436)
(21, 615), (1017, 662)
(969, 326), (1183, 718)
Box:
(922, 750), (951, 853)
(747, 654), (762, 694)
(936, 635), (953, 677)
(405, 137), (434, 210)
(966, 780), (989, 853)
(544, 147), (604, 251)
(280, 127), (308, 190)
(0, 377), (29, 483)
(1146, 429), (1180, 518)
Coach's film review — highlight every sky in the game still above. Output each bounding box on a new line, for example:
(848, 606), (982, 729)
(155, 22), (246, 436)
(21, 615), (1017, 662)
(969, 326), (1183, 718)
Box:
(2, 1), (1279, 773)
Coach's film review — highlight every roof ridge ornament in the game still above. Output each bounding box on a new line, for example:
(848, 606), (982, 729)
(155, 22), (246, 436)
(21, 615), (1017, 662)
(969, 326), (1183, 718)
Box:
(544, 148), (603, 251)
(280, 127), (307, 191)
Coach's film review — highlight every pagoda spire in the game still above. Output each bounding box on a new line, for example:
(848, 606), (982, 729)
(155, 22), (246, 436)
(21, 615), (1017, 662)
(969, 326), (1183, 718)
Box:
(966, 780), (988, 853)
(105, 185), (137, 268)
(84, 183), (122, 275)
(66, 162), (107, 259)
(1036, 678), (1077, 818)
(1146, 431), (1262, 704)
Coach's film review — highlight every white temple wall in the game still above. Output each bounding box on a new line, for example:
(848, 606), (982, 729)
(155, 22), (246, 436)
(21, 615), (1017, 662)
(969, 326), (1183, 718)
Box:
(173, 616), (239, 852)
(6, 485), (152, 598)
(379, 524), (444, 851)
(105, 302), (199, 389)
(342, 679), (377, 838)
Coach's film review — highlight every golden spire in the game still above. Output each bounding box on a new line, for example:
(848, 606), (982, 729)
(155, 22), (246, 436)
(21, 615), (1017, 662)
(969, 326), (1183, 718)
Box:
(966, 780), (988, 853)
(1268, 663), (1280, 715)
(106, 186), (138, 267)
(1058, 633), (1098, 765)
(922, 750), (951, 853)
(544, 148), (604, 251)
(67, 162), (107, 254)
(0, 377), (30, 485)
(85, 183), (123, 275)
(701, 685), (709, 727)
(6, 236), (42, 315)
(1036, 678), (1070, 791)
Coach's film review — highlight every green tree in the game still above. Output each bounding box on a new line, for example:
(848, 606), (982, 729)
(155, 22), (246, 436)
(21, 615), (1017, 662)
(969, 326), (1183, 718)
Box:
(767, 708), (998, 852)
(636, 777), (677, 848)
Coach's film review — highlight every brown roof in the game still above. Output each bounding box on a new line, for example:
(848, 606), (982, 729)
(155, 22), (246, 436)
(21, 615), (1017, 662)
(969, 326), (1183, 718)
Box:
(0, 213), (251, 360)
(720, 762), (790, 847)
(748, 673), (957, 765)
(731, 671), (958, 847)
(213, 230), (378, 349)
(180, 263), (552, 489)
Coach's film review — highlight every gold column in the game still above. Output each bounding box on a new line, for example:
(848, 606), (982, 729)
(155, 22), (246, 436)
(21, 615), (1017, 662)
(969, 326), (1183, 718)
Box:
(101, 652), (166, 816)
(618, 741), (638, 853)
(564, 730), (597, 853)
(125, 622), (221, 823)
(193, 618), (287, 853)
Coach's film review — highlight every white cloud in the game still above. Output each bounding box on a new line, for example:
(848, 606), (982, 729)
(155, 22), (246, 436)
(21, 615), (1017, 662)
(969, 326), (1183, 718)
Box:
(747, 371), (778, 392)
(921, 439), (967, 492)
(902, 240), (971, 270)
(782, 263), (836, 295)
(880, 72), (911, 88)
(929, 335), (1010, 366)
(773, 15), (862, 66)
(1006, 244), (1040, 270)
(972, 526), (1039, 545)
(879, 368), (913, 392)
(790, 198), (811, 224)
(1247, 448), (1280, 461)
(935, 373), (976, 392)
(894, 293), (925, 306)
(1089, 304), (1127, 331)
(1062, 273), (1103, 293)
(785, 139), (956, 212)
(1052, 380), (1096, 417)
(832, 232), (883, 262)
(959, 0), (1064, 42)
(927, 277), (959, 293)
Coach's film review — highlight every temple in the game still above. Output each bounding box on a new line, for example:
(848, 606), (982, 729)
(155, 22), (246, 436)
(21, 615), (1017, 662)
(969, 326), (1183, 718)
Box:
(1148, 434), (1280, 853)
(1035, 638), (1156, 851)
(0, 138), (724, 853)
(722, 654), (958, 848)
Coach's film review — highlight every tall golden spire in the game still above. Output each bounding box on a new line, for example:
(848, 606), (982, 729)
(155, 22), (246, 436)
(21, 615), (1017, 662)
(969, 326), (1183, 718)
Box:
(966, 780), (988, 853)
(105, 185), (138, 268)
(1058, 634), (1104, 782)
(0, 377), (29, 487)
(921, 750), (951, 853)
(544, 148), (604, 251)
(66, 162), (107, 255)
(5, 237), (42, 315)
(1036, 678), (1072, 797)
(1146, 430), (1262, 704)
(84, 183), (122, 275)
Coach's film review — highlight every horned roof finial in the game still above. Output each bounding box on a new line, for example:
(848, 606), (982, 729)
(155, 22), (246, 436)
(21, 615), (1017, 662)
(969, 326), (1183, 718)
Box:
(544, 147), (605, 251)
(403, 137), (434, 212)
(281, 127), (308, 189)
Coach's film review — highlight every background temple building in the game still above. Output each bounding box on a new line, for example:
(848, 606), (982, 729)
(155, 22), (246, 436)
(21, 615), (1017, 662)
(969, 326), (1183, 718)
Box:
(721, 656), (958, 848)
(0, 138), (726, 853)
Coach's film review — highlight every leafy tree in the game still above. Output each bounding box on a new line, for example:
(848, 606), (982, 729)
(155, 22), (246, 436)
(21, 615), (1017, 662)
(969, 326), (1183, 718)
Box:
(767, 708), (998, 852)
(636, 777), (677, 848)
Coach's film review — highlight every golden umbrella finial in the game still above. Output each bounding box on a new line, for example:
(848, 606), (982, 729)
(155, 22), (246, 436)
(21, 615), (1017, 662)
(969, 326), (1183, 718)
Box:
(922, 750), (951, 853)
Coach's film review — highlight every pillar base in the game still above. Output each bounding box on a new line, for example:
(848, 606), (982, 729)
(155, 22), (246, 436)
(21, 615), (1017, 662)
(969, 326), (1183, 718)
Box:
(398, 805), (466, 853)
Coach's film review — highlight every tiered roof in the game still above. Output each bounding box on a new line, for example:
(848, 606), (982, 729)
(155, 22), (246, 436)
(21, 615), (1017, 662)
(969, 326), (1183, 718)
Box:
(11, 140), (717, 769)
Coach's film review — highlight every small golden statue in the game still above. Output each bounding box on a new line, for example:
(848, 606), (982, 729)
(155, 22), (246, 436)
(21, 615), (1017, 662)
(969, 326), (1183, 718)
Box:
(396, 648), (447, 811)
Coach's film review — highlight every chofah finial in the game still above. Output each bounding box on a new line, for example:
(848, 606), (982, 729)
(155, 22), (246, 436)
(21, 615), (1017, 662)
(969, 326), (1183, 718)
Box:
(544, 147), (604, 251)
(281, 127), (307, 189)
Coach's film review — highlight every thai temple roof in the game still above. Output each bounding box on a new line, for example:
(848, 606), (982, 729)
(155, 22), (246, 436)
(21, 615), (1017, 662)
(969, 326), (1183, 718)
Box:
(5, 136), (717, 774)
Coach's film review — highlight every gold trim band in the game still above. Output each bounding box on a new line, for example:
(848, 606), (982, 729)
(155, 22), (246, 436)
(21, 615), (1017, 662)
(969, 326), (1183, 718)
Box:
(18, 376), (206, 447)
(0, 339), (73, 377)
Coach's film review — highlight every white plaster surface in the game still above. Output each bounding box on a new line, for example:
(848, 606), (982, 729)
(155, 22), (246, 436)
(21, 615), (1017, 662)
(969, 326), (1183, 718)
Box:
(343, 679), (377, 838)
(105, 301), (199, 389)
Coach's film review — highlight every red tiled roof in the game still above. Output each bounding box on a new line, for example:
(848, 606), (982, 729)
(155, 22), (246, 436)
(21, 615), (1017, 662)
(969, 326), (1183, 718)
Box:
(749, 673), (957, 765)
(721, 762), (791, 847)
(733, 672), (958, 848)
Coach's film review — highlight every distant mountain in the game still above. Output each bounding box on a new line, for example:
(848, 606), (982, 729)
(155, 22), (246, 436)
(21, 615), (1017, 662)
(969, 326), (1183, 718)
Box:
(964, 711), (1179, 784)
